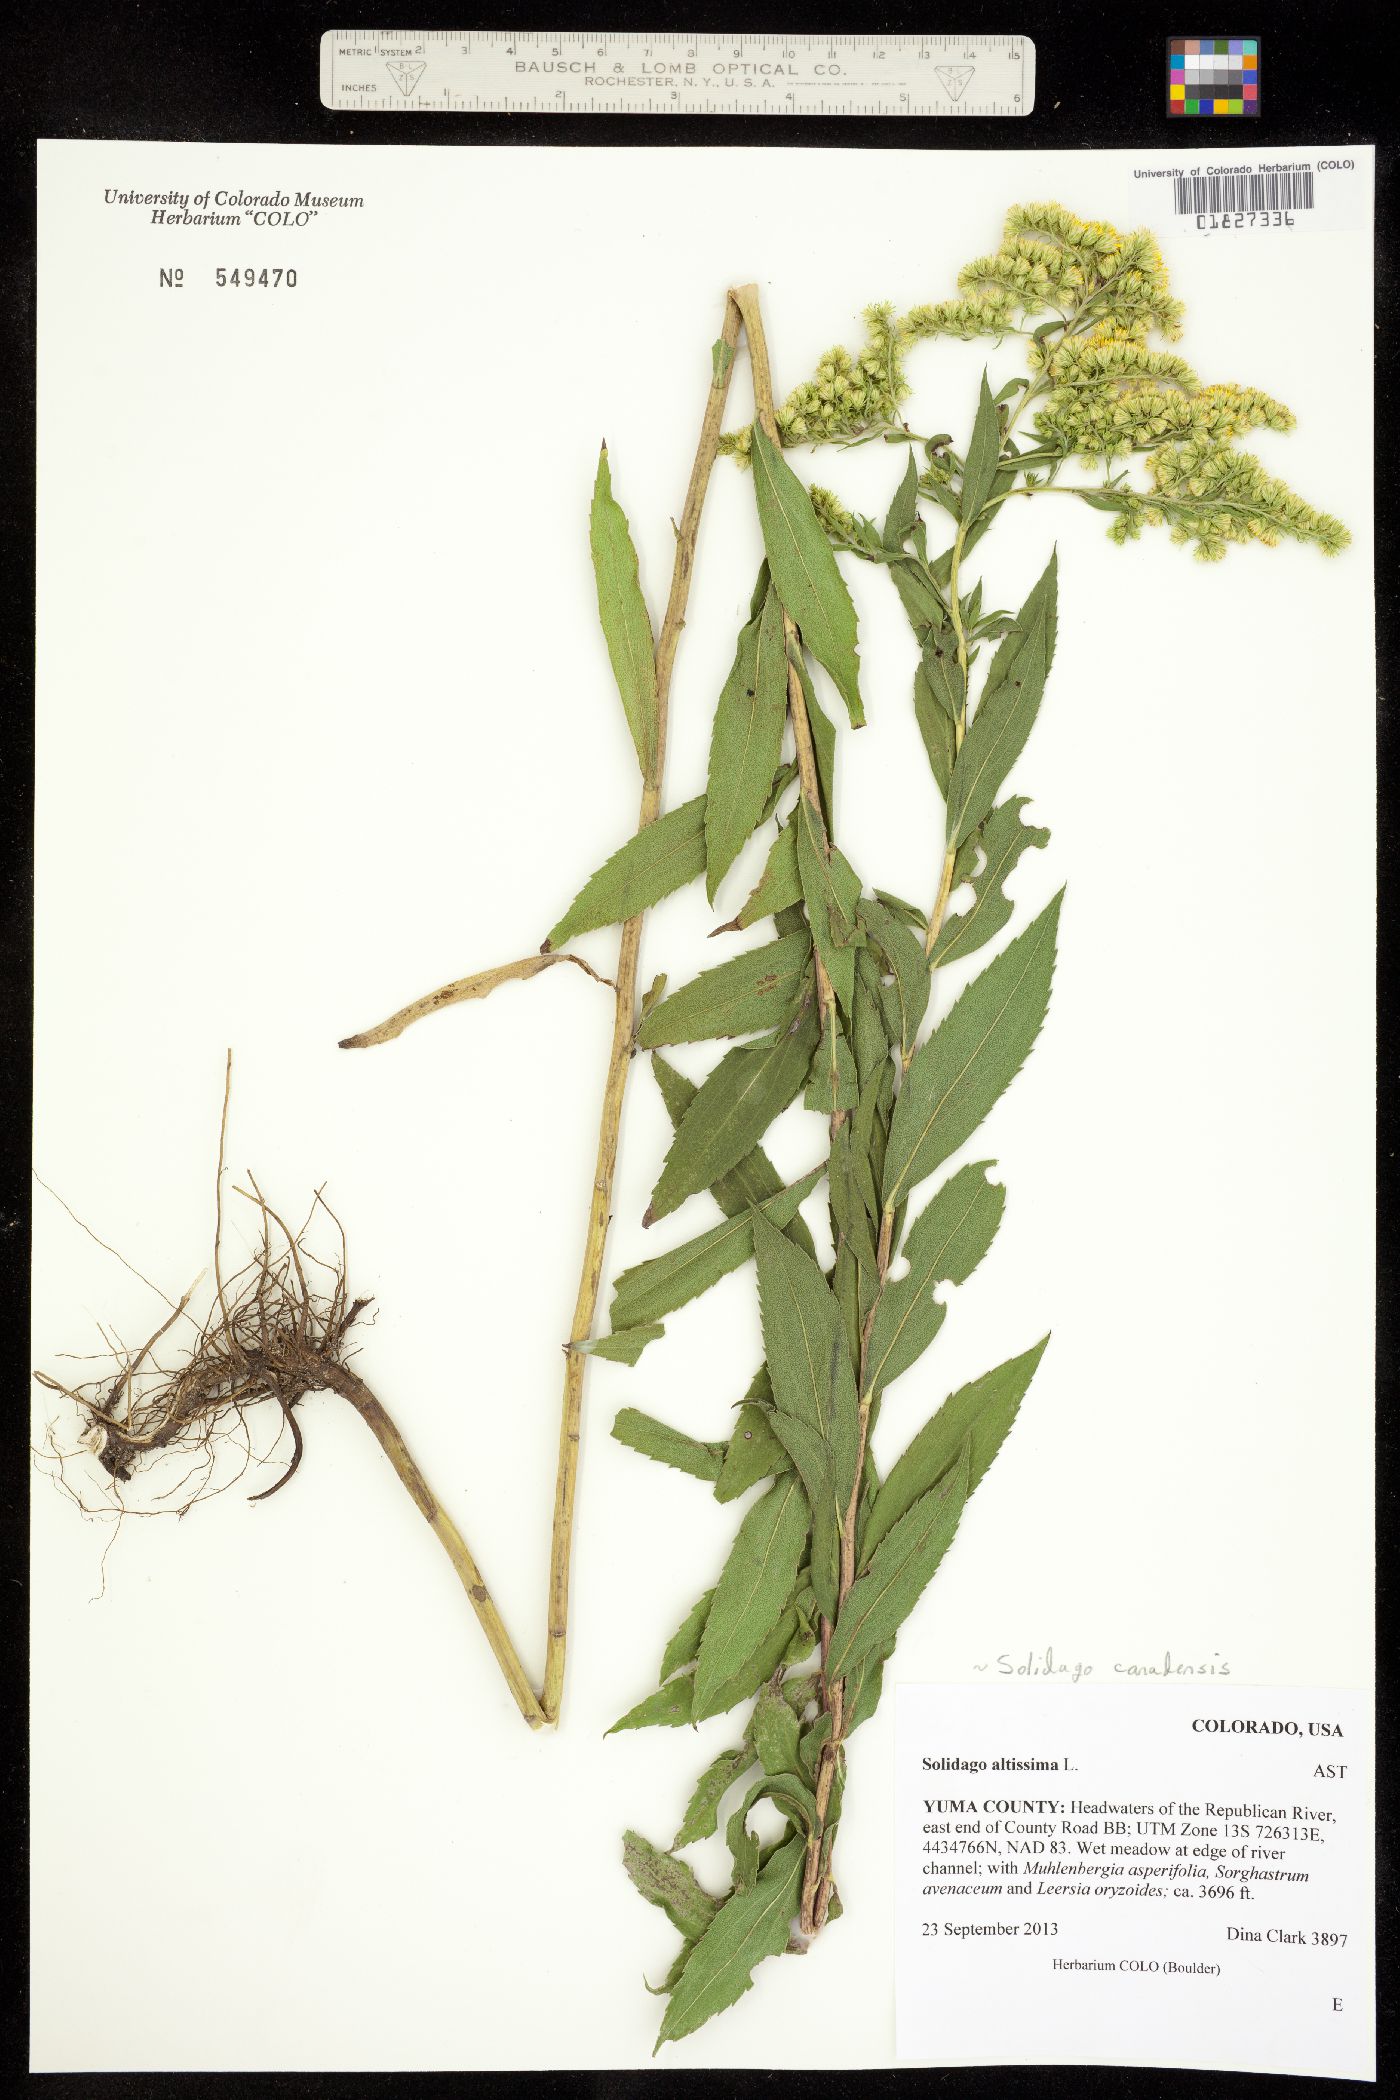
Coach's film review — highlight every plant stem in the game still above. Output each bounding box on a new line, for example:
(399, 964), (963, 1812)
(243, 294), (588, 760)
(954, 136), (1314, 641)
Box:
(802, 439), (1001, 1925)
(540, 292), (744, 1724)
(727, 283), (894, 1927)
(320, 1358), (548, 1730)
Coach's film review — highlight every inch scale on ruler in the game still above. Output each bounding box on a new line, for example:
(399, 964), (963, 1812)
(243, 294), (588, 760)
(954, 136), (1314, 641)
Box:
(320, 31), (1035, 118)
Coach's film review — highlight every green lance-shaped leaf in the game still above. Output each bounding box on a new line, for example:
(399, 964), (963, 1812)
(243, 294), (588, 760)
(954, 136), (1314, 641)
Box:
(612, 1408), (727, 1484)
(720, 1602), (805, 1710)
(891, 557), (950, 642)
(675, 1742), (755, 1850)
(769, 1408), (844, 1626)
(753, 1678), (803, 1780)
(804, 1008), (859, 1115)
(795, 796), (863, 1017)
(852, 960), (893, 1092)
(945, 551), (1057, 849)
(828, 1123), (878, 1272)
(864, 1163), (1006, 1397)
(639, 933), (812, 1048)
(858, 895), (931, 1059)
(609, 1678), (697, 1734)
(575, 1322), (665, 1366)
(692, 1475), (810, 1721)
(914, 658), (957, 799)
(655, 1833), (805, 2050)
(751, 425), (864, 727)
(726, 1787), (762, 1894)
(590, 446), (658, 776)
(645, 1001), (821, 1225)
(546, 796), (706, 949)
(846, 1086), (887, 1220)
(650, 1055), (816, 1259)
(715, 1402), (793, 1503)
(788, 642), (837, 831)
(754, 1216), (860, 1623)
(799, 1711), (833, 1778)
(863, 1338), (1047, 1561)
(753, 1216), (859, 1482)
(921, 618), (967, 729)
(706, 581), (790, 902)
(825, 1441), (972, 1685)
(883, 452), (920, 552)
(645, 1938), (698, 1999)
(731, 819), (802, 931)
(959, 372), (1004, 532)
(612, 1602), (802, 1736)
(846, 1643), (893, 1734)
(883, 891), (1062, 1208)
(611, 1165), (823, 1332)
(623, 1830), (721, 1942)
(931, 797), (1050, 969)
(660, 1587), (716, 1681)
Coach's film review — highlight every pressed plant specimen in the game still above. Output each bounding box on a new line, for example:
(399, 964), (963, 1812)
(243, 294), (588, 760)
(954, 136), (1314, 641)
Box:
(35, 208), (1348, 2024)
(563, 204), (1349, 2046)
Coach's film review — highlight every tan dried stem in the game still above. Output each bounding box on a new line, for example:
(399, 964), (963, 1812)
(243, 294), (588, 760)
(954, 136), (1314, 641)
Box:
(541, 291), (745, 1722)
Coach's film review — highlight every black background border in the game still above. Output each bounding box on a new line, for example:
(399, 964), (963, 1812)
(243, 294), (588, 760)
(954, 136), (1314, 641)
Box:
(1, 4), (1391, 2095)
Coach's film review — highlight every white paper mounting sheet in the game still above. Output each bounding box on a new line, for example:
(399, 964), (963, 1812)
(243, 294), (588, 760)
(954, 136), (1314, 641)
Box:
(32, 141), (1374, 2073)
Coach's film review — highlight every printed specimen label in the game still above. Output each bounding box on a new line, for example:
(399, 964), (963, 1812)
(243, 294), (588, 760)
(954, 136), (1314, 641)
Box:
(895, 1684), (1373, 2079)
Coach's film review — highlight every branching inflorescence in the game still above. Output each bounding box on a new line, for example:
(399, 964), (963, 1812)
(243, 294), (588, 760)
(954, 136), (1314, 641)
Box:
(580, 204), (1348, 2046)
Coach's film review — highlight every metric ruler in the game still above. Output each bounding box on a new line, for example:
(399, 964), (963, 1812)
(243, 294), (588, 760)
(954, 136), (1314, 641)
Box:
(319, 31), (1035, 117)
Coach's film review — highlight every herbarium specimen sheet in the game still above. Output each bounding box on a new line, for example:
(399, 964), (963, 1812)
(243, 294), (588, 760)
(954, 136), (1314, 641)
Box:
(32, 143), (1374, 2073)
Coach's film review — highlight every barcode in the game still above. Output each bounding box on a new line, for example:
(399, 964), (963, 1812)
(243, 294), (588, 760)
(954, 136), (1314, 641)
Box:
(1173, 169), (1315, 214)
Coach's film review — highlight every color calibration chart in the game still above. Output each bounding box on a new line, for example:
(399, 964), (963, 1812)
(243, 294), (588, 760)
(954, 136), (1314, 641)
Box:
(1168, 37), (1260, 118)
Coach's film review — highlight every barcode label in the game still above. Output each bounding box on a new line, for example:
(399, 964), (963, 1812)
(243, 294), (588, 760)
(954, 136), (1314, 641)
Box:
(1173, 169), (1315, 214)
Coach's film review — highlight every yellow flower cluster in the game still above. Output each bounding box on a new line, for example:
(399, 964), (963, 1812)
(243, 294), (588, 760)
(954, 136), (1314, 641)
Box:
(1108, 437), (1351, 559)
(1032, 332), (1297, 461)
(716, 200), (1347, 566)
(904, 286), (1019, 344)
(922, 202), (1185, 342)
(806, 485), (859, 541)
(719, 303), (911, 460)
